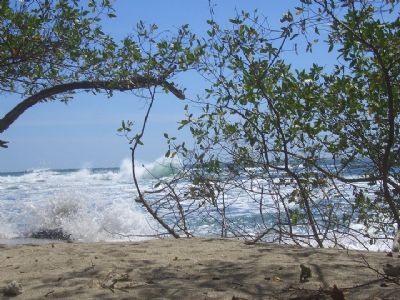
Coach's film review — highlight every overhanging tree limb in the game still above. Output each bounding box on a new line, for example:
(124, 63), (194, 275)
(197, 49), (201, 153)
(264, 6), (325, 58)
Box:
(0, 76), (185, 147)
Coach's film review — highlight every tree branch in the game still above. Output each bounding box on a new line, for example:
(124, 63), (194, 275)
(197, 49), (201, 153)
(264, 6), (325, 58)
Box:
(0, 76), (185, 145)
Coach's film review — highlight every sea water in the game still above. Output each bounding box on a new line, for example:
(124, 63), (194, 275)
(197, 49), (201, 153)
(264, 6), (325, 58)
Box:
(0, 158), (169, 242)
(0, 157), (394, 251)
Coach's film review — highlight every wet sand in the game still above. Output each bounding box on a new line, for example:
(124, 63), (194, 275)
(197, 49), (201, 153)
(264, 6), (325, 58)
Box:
(0, 238), (399, 299)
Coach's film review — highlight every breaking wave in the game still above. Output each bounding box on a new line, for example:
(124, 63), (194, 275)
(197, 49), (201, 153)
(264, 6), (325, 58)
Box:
(119, 156), (181, 181)
(0, 157), (180, 242)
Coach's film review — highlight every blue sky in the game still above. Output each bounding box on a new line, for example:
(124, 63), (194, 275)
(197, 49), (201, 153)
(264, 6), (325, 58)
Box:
(1, 0), (328, 172)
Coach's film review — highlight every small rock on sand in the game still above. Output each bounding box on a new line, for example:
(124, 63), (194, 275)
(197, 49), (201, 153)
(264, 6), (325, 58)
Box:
(3, 280), (23, 296)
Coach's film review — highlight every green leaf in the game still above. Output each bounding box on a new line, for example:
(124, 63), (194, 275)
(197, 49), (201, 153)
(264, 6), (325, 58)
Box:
(295, 7), (304, 15)
(229, 18), (241, 24)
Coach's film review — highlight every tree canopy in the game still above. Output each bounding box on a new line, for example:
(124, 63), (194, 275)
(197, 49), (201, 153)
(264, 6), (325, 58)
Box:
(128, 0), (400, 249)
(0, 0), (200, 147)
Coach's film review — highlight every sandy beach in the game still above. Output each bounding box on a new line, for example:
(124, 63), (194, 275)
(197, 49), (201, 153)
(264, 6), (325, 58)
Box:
(0, 238), (399, 299)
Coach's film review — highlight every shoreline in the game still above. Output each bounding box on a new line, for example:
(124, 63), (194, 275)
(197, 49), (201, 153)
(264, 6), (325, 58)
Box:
(1, 238), (399, 299)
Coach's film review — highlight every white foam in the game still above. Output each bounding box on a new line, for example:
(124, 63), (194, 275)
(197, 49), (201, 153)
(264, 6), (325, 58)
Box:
(0, 219), (18, 239)
(19, 190), (156, 242)
(0, 159), (167, 242)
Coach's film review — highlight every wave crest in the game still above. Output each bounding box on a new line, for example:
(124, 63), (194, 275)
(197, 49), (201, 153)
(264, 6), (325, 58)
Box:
(119, 156), (180, 180)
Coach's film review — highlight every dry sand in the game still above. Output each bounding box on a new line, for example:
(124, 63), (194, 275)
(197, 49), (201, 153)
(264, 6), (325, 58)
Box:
(0, 238), (399, 299)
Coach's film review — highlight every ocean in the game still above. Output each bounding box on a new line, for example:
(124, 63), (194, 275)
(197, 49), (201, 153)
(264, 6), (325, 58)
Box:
(0, 157), (394, 251)
(0, 159), (164, 243)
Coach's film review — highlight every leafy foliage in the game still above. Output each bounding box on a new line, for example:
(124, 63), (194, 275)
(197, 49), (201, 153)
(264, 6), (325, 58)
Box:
(135, 0), (399, 247)
(0, 0), (115, 97)
(0, 0), (202, 146)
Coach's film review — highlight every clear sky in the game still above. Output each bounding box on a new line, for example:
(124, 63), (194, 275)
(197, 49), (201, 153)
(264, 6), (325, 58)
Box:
(1, 0), (328, 172)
